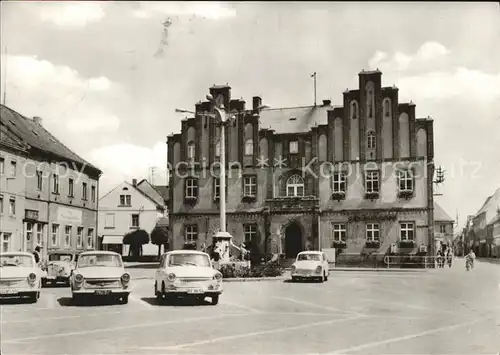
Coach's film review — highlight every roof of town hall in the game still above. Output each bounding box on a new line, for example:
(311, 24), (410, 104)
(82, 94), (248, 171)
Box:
(0, 104), (102, 174)
(258, 103), (335, 134)
(434, 202), (454, 222)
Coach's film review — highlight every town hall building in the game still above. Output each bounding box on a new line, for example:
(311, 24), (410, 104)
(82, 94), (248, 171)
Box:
(167, 70), (436, 262)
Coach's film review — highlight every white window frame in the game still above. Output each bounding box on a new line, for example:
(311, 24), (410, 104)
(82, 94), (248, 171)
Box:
(398, 170), (414, 192)
(185, 178), (198, 198)
(367, 131), (376, 150)
(10, 160), (17, 177)
(77, 227), (84, 248)
(440, 224), (446, 234)
(215, 140), (221, 157)
(332, 223), (346, 242)
(185, 225), (198, 243)
(286, 174), (305, 197)
(87, 229), (94, 248)
(36, 224), (43, 246)
(51, 224), (59, 247)
(9, 197), (15, 216)
(244, 139), (253, 156)
(53, 174), (59, 194)
(64, 226), (72, 248)
(366, 223), (380, 242)
(365, 171), (379, 193)
(332, 172), (347, 193)
(244, 224), (258, 243)
(69, 178), (74, 197)
(400, 222), (415, 241)
(2, 232), (12, 252)
(243, 176), (257, 197)
(36, 169), (43, 191)
(131, 214), (140, 228)
(187, 141), (195, 160)
(289, 140), (299, 154)
(120, 194), (131, 206)
(214, 177), (220, 199)
(105, 213), (115, 228)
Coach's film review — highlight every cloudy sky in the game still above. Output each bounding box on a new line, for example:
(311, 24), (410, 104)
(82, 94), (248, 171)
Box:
(1, 2), (499, 228)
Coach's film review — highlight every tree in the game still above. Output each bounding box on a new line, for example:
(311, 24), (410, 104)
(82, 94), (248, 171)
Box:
(123, 229), (150, 258)
(151, 226), (169, 258)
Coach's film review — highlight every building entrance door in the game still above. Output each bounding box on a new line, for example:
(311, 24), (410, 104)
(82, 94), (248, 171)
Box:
(285, 222), (303, 258)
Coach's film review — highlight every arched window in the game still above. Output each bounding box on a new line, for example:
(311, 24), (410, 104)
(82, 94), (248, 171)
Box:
(187, 141), (195, 160)
(383, 98), (391, 117)
(367, 89), (374, 117)
(286, 174), (305, 197)
(367, 131), (376, 150)
(215, 140), (221, 157)
(245, 139), (253, 156)
(350, 101), (358, 119)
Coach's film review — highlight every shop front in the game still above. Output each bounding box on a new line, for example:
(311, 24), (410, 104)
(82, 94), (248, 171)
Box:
(23, 209), (48, 258)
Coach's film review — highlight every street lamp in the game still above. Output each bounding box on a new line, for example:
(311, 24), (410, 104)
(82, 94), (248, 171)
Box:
(175, 108), (196, 114)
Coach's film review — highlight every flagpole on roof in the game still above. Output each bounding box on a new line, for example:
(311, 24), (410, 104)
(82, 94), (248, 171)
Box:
(311, 72), (317, 106)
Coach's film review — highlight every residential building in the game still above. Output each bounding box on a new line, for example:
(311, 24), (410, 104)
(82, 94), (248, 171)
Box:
(98, 179), (168, 256)
(0, 105), (102, 259)
(472, 188), (500, 257)
(167, 69), (435, 261)
(487, 213), (500, 258)
(433, 202), (454, 252)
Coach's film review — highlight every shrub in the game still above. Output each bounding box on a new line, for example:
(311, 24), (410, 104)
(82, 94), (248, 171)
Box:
(219, 260), (284, 278)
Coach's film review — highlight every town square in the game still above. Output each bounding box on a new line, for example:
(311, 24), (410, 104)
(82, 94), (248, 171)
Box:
(1, 2), (500, 355)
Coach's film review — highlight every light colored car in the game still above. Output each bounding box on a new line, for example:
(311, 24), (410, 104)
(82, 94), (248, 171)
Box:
(70, 251), (130, 304)
(0, 252), (42, 302)
(42, 250), (80, 287)
(154, 250), (223, 305)
(291, 251), (330, 282)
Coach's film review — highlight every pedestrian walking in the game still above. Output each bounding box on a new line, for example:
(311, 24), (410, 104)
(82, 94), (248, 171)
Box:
(447, 250), (453, 268)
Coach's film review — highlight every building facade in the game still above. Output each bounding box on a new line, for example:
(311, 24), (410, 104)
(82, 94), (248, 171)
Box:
(1, 105), (102, 259)
(471, 188), (500, 257)
(167, 70), (436, 261)
(433, 202), (454, 252)
(98, 179), (167, 256)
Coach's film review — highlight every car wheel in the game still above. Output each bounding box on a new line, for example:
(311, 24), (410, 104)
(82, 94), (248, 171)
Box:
(41, 279), (48, 288)
(319, 274), (324, 283)
(211, 295), (219, 305)
(324, 272), (328, 282)
(28, 292), (38, 303)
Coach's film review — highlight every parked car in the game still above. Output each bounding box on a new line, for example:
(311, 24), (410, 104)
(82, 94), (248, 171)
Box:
(290, 251), (330, 282)
(0, 252), (42, 302)
(154, 250), (223, 305)
(70, 251), (130, 305)
(42, 250), (80, 287)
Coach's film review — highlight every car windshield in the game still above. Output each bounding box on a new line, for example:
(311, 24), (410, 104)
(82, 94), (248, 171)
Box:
(0, 255), (34, 267)
(77, 254), (123, 268)
(297, 253), (321, 261)
(168, 254), (210, 267)
(49, 253), (73, 262)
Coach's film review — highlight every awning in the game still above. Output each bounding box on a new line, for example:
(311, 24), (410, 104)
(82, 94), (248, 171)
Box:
(102, 236), (124, 244)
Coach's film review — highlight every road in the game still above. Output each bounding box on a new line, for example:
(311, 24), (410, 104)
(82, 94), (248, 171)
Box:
(1, 260), (499, 354)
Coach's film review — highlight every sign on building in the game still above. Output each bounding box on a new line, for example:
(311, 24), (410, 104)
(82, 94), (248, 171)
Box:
(57, 207), (82, 224)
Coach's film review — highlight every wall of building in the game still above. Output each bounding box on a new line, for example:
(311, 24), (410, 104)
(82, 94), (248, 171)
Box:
(0, 149), (27, 252)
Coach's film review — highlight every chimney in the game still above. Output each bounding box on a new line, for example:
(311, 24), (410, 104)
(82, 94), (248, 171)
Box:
(132, 179), (137, 186)
(33, 116), (42, 125)
(252, 96), (262, 110)
(322, 99), (331, 106)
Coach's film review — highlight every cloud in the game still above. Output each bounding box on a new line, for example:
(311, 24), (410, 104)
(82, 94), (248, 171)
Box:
(2, 54), (122, 134)
(38, 3), (105, 27)
(131, 2), (236, 20)
(368, 42), (500, 102)
(90, 141), (168, 194)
